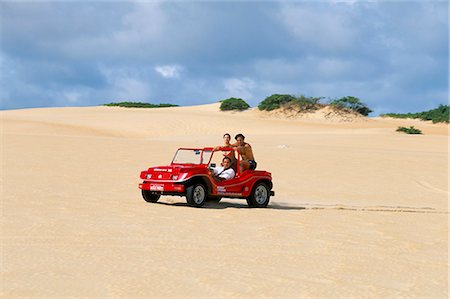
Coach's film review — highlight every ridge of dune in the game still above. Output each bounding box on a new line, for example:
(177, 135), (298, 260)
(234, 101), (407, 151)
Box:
(4, 104), (448, 138)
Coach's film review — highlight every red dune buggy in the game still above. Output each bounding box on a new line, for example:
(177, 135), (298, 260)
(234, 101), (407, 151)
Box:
(139, 147), (274, 207)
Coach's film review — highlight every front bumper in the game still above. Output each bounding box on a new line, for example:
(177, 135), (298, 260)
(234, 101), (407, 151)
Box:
(139, 181), (185, 193)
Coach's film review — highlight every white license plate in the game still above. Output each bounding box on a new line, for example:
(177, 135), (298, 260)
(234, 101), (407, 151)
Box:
(150, 184), (164, 191)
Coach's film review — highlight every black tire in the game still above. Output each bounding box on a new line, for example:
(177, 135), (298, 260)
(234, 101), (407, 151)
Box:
(206, 197), (222, 203)
(247, 182), (270, 208)
(142, 190), (161, 203)
(186, 183), (207, 207)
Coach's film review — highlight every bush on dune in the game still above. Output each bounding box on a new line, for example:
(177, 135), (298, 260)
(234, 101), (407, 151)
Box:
(258, 94), (297, 111)
(287, 95), (324, 111)
(219, 98), (250, 111)
(329, 96), (373, 116)
(396, 126), (423, 134)
(258, 94), (324, 111)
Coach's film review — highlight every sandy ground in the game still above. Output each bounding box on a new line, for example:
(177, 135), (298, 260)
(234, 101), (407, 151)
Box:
(1, 104), (448, 298)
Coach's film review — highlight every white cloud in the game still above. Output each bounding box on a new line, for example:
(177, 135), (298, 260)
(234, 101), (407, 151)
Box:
(99, 66), (151, 100)
(279, 4), (357, 51)
(154, 64), (183, 78)
(223, 77), (256, 100)
(113, 2), (167, 47)
(251, 57), (377, 83)
(63, 91), (82, 103)
(114, 77), (151, 99)
(330, 0), (359, 5)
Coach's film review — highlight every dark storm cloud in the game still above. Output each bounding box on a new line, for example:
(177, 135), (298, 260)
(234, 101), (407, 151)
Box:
(0, 1), (447, 114)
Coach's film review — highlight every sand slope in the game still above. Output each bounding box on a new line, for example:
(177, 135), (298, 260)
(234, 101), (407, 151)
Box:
(1, 104), (448, 298)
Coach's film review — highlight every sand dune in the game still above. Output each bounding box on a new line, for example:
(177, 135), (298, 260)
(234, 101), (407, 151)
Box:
(1, 104), (448, 298)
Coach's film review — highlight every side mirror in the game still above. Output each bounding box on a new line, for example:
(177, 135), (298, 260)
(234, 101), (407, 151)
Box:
(209, 163), (216, 170)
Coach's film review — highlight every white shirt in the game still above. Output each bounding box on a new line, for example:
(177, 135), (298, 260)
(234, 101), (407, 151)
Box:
(213, 166), (235, 180)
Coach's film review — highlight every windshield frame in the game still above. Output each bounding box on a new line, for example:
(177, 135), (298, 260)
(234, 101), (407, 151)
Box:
(171, 147), (214, 165)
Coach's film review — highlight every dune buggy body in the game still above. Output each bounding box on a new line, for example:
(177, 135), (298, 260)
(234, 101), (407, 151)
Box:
(139, 147), (274, 207)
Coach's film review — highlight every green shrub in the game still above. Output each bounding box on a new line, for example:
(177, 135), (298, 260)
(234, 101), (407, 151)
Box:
(329, 96), (372, 116)
(258, 94), (296, 111)
(288, 95), (324, 111)
(219, 98), (250, 111)
(103, 102), (178, 108)
(396, 126), (423, 134)
(381, 105), (449, 123)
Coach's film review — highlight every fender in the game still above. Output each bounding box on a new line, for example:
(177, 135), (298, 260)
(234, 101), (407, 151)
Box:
(245, 179), (273, 197)
(183, 174), (214, 195)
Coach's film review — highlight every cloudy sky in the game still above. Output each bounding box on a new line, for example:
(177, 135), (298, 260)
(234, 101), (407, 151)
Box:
(0, 0), (448, 115)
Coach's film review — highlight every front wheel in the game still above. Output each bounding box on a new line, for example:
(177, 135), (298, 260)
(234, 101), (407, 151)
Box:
(186, 183), (207, 207)
(247, 182), (270, 208)
(142, 190), (161, 203)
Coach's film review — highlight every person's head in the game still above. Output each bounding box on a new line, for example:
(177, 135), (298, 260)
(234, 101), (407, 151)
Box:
(222, 156), (232, 169)
(223, 133), (231, 145)
(235, 133), (245, 146)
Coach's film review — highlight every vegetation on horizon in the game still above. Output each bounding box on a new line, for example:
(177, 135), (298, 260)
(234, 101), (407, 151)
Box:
(103, 102), (179, 108)
(381, 105), (449, 123)
(219, 98), (250, 111)
(396, 126), (423, 134)
(104, 98), (447, 124)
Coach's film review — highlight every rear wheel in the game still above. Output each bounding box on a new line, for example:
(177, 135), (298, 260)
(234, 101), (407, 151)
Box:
(142, 190), (161, 203)
(247, 182), (270, 208)
(186, 183), (207, 207)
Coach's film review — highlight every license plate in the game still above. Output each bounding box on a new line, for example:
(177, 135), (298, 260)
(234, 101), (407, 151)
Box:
(150, 184), (164, 191)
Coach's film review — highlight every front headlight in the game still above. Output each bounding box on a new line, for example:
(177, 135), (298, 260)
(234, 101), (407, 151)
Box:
(171, 173), (187, 181)
(146, 174), (152, 179)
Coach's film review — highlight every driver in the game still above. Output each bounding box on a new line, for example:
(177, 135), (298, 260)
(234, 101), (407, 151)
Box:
(210, 156), (235, 181)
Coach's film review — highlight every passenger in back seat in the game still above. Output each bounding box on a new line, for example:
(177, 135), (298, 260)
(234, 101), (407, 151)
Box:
(213, 133), (237, 172)
(231, 133), (257, 173)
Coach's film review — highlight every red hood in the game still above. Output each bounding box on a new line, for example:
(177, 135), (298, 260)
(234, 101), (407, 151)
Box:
(149, 164), (205, 172)
(141, 164), (206, 180)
